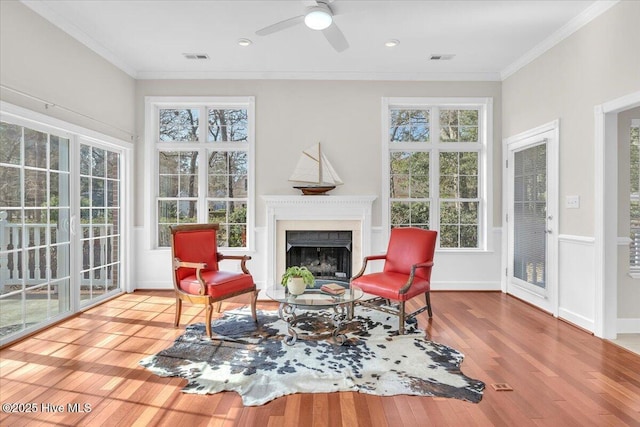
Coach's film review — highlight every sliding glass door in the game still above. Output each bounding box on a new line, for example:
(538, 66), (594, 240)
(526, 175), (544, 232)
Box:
(0, 113), (128, 345)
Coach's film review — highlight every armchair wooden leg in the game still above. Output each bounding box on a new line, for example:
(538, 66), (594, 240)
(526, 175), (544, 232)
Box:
(174, 297), (182, 327)
(205, 302), (214, 339)
(250, 289), (259, 323)
(215, 301), (222, 313)
(425, 292), (433, 317)
(399, 301), (406, 335)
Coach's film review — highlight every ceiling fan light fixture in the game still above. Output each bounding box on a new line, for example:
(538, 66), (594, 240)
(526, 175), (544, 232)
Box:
(238, 38), (252, 47)
(304, 6), (333, 30)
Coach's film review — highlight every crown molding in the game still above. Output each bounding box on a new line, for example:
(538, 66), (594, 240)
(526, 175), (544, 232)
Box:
(135, 70), (502, 81)
(500, 0), (620, 80)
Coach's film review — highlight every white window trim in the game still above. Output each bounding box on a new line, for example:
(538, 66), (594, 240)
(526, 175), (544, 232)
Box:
(381, 97), (493, 252)
(144, 96), (256, 253)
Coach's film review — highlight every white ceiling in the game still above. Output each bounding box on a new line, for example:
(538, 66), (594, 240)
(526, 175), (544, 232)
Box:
(21, 0), (616, 81)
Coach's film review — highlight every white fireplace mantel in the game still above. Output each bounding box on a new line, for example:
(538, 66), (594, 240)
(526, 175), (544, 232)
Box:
(262, 195), (376, 287)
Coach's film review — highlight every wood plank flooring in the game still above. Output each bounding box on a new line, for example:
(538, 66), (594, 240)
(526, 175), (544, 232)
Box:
(1, 290), (639, 426)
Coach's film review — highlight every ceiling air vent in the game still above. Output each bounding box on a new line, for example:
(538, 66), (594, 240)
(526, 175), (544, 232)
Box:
(429, 54), (456, 61)
(183, 53), (210, 60)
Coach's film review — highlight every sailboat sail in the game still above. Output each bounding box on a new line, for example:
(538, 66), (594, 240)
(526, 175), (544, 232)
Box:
(289, 143), (343, 186)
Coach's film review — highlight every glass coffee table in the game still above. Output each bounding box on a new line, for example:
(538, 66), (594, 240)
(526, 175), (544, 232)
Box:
(265, 281), (363, 346)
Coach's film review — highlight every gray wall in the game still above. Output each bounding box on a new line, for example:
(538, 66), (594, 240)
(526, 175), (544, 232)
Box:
(502, 0), (640, 237)
(0, 0), (135, 140)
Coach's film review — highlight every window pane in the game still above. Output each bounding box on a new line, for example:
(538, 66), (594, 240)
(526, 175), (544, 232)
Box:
(24, 128), (47, 168)
(208, 151), (247, 198)
(50, 136), (69, 172)
(158, 151), (198, 197)
(389, 109), (429, 142)
(390, 151), (429, 198)
(92, 148), (106, 177)
(107, 151), (119, 179)
(80, 145), (91, 175)
(390, 201), (410, 225)
(0, 122), (22, 165)
(440, 201), (479, 248)
(24, 170), (47, 207)
(440, 152), (478, 199)
(440, 109), (479, 143)
(208, 109), (248, 142)
(159, 109), (199, 142)
(390, 201), (429, 228)
(206, 200), (247, 247)
(0, 166), (21, 206)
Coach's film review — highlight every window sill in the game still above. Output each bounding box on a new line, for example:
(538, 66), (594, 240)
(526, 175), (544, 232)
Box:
(628, 271), (640, 279)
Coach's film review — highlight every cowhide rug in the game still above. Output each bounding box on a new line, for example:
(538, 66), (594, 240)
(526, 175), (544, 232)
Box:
(139, 307), (484, 406)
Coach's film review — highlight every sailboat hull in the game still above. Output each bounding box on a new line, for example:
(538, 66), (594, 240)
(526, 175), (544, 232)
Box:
(293, 185), (336, 195)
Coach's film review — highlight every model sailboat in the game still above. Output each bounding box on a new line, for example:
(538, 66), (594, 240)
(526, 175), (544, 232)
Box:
(289, 143), (343, 195)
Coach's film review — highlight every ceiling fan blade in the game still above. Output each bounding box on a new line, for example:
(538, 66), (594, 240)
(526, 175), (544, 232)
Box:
(256, 15), (305, 36)
(322, 22), (349, 52)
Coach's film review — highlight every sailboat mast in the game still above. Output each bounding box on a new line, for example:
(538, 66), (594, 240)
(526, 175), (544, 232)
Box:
(317, 142), (323, 184)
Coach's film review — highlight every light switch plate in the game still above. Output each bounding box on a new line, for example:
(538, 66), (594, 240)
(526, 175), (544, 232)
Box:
(566, 195), (580, 209)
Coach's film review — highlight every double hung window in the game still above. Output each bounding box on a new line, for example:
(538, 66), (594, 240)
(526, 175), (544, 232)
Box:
(148, 97), (255, 250)
(383, 97), (492, 250)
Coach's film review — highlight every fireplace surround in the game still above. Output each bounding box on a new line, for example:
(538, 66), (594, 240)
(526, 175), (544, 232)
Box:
(263, 195), (376, 287)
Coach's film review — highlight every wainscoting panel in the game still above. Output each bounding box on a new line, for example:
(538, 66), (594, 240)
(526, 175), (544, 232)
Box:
(558, 234), (596, 332)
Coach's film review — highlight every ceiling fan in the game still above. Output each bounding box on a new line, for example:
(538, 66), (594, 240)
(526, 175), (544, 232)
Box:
(255, 1), (349, 52)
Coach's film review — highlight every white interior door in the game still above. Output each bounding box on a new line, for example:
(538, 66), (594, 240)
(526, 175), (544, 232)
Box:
(505, 122), (558, 315)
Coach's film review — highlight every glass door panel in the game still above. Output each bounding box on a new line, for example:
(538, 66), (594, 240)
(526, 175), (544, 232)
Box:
(513, 144), (547, 292)
(0, 122), (71, 341)
(79, 143), (122, 306)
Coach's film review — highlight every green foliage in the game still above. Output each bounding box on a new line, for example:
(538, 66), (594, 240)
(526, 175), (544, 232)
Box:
(280, 266), (315, 287)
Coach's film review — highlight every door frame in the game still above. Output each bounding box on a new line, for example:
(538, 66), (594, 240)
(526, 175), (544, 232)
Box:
(502, 120), (559, 316)
(594, 91), (640, 339)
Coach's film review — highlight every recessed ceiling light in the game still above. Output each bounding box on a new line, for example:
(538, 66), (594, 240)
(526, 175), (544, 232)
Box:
(430, 54), (456, 60)
(238, 38), (252, 47)
(182, 53), (209, 60)
(384, 39), (400, 48)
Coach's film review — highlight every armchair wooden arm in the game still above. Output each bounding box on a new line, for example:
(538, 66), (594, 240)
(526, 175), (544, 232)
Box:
(217, 253), (252, 274)
(351, 254), (387, 280)
(399, 261), (435, 294)
(173, 258), (208, 295)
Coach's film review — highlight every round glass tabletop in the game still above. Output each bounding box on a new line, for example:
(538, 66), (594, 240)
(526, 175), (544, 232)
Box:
(266, 280), (363, 307)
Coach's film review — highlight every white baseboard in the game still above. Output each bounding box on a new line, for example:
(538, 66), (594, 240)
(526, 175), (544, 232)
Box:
(559, 307), (595, 332)
(617, 318), (640, 333)
(431, 281), (501, 291)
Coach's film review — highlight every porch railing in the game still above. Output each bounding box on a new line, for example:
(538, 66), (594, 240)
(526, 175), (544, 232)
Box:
(0, 215), (114, 293)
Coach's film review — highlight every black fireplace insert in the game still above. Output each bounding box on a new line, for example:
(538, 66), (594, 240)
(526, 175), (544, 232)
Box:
(285, 230), (352, 281)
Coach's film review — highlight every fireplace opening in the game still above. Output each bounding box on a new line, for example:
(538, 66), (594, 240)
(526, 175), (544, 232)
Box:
(286, 230), (352, 281)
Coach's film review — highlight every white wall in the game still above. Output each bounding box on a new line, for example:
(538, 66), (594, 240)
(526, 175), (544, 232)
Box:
(0, 0), (135, 140)
(502, 1), (640, 331)
(134, 80), (503, 291)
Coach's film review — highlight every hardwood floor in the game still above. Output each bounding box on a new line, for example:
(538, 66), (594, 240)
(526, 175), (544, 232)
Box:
(1, 290), (639, 427)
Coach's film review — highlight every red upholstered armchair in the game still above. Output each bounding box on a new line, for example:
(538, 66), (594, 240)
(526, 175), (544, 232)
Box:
(170, 224), (259, 338)
(351, 227), (437, 334)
